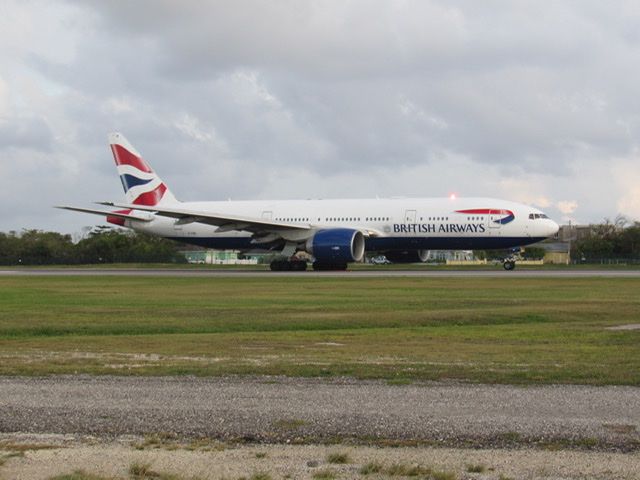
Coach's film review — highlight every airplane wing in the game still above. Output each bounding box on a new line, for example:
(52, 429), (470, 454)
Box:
(98, 202), (311, 233)
(55, 206), (153, 222)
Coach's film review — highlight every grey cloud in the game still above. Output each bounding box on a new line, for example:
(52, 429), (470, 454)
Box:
(2, 0), (640, 232)
(0, 117), (54, 152)
(47, 1), (640, 173)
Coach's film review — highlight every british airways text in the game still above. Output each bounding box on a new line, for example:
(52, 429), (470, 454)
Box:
(393, 223), (486, 234)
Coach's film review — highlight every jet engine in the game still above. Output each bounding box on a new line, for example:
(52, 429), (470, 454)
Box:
(306, 228), (365, 264)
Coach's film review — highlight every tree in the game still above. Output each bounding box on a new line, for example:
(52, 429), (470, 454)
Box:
(616, 222), (640, 257)
(522, 246), (546, 259)
(0, 232), (20, 265)
(574, 218), (640, 260)
(75, 228), (186, 264)
(11, 230), (75, 265)
(0, 228), (186, 265)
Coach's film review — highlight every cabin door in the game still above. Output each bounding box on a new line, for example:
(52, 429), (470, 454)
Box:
(404, 210), (417, 223)
(488, 209), (502, 229)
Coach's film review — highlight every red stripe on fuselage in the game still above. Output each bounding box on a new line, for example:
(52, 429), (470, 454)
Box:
(111, 144), (153, 173)
(132, 183), (166, 206)
(456, 208), (513, 216)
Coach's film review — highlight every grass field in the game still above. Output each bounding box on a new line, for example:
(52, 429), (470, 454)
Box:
(0, 275), (638, 384)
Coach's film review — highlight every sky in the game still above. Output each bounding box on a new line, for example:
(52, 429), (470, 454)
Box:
(1, 0), (640, 234)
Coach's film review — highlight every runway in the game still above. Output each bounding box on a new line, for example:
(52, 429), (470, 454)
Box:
(1, 267), (640, 277)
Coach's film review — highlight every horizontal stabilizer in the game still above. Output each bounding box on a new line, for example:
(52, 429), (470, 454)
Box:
(55, 206), (153, 222)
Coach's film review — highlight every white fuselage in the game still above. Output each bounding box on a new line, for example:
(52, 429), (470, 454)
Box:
(125, 197), (559, 252)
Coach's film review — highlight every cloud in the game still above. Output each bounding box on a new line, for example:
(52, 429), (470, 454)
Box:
(557, 200), (579, 215)
(0, 76), (8, 116)
(613, 156), (640, 219)
(1, 0), (640, 233)
(0, 116), (54, 152)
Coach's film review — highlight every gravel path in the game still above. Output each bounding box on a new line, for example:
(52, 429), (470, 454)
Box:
(1, 376), (639, 450)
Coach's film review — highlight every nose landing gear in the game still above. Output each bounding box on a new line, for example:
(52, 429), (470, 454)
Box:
(503, 259), (516, 270)
(502, 252), (518, 270)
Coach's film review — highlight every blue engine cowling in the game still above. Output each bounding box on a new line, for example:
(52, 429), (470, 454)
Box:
(306, 228), (365, 263)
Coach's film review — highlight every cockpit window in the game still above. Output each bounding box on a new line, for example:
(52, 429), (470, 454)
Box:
(529, 213), (549, 220)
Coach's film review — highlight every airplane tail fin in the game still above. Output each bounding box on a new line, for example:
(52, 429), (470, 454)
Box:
(108, 132), (178, 206)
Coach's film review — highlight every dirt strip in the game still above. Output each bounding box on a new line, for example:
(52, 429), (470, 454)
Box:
(1, 434), (639, 480)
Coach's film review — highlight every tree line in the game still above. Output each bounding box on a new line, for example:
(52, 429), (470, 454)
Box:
(573, 217), (640, 261)
(0, 228), (186, 265)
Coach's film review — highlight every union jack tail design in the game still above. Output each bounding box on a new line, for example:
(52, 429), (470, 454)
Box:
(109, 132), (178, 207)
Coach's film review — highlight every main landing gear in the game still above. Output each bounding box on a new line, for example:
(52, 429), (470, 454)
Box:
(269, 259), (308, 271)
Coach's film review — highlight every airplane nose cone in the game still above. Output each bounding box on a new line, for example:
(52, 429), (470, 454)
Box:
(548, 220), (560, 237)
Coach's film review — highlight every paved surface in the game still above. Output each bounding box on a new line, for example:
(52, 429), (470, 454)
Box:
(1, 376), (638, 449)
(1, 268), (640, 277)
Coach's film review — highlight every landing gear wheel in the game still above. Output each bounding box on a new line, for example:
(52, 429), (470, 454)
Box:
(291, 260), (308, 271)
(270, 260), (291, 271)
(503, 260), (516, 271)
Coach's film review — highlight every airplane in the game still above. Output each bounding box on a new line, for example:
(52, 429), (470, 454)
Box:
(58, 133), (560, 271)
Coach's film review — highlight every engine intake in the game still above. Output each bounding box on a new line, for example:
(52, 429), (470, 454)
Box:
(306, 228), (365, 263)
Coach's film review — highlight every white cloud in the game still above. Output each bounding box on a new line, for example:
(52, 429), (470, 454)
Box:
(533, 197), (552, 209)
(0, 76), (8, 116)
(557, 200), (579, 215)
(174, 113), (213, 142)
(102, 97), (133, 114)
(613, 157), (640, 219)
(2, 1), (640, 232)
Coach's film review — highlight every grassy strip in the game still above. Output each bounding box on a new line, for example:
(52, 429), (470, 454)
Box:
(0, 276), (638, 384)
(2, 262), (640, 270)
